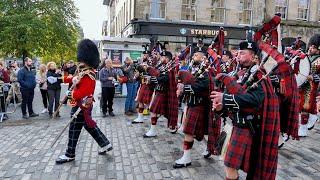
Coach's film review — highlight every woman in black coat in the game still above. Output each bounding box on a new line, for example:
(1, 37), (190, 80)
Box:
(46, 62), (62, 117)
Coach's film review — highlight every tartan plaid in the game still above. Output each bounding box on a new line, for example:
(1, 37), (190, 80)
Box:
(66, 107), (110, 158)
(183, 105), (208, 141)
(299, 86), (317, 114)
(253, 15), (281, 42)
(224, 127), (252, 172)
(220, 70), (280, 179)
(207, 69), (222, 154)
(165, 70), (178, 129)
(177, 70), (195, 85)
(136, 84), (154, 105)
(149, 91), (167, 116)
(274, 62), (300, 139)
(252, 75), (279, 180)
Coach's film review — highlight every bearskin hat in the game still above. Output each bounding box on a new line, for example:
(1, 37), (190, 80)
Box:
(308, 34), (320, 50)
(77, 39), (100, 69)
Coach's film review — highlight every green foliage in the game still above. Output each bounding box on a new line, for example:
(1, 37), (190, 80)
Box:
(0, 0), (80, 63)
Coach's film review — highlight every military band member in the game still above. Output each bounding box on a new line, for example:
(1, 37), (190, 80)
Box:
(55, 39), (112, 164)
(174, 50), (210, 168)
(143, 50), (177, 137)
(211, 41), (280, 179)
(298, 34), (320, 137)
(133, 49), (155, 123)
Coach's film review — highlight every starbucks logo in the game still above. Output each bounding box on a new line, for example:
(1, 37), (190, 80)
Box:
(180, 28), (187, 35)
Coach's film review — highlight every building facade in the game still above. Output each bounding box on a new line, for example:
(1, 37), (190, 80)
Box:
(103, 0), (320, 52)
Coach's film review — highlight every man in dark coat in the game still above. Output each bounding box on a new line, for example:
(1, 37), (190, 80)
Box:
(174, 49), (210, 168)
(143, 50), (178, 137)
(17, 57), (39, 119)
(211, 41), (280, 180)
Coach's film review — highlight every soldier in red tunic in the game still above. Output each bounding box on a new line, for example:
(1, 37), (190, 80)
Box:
(56, 39), (112, 164)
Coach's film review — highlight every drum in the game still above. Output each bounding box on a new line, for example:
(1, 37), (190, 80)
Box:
(290, 56), (310, 87)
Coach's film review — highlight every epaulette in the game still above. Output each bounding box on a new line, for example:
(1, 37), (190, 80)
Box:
(79, 68), (96, 80)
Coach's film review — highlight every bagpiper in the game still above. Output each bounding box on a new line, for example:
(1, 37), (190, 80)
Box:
(174, 48), (211, 168)
(298, 34), (320, 137)
(55, 39), (112, 164)
(211, 41), (280, 180)
(143, 49), (178, 137)
(132, 46), (156, 123)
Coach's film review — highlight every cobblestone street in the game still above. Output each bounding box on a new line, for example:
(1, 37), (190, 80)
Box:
(0, 83), (320, 180)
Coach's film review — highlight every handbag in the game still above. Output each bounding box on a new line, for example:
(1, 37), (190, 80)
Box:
(118, 76), (128, 84)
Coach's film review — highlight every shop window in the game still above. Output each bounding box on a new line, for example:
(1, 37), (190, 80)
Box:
(181, 0), (196, 21)
(239, 0), (252, 25)
(210, 0), (225, 23)
(275, 0), (288, 19)
(297, 0), (309, 20)
(150, 0), (166, 19)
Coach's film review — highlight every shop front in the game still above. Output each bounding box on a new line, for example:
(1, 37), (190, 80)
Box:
(100, 37), (150, 96)
(122, 19), (256, 52)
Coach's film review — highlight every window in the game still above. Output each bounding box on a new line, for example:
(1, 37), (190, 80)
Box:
(275, 0), (287, 19)
(239, 0), (252, 25)
(297, 0), (309, 20)
(210, 0), (225, 23)
(181, 0), (196, 21)
(150, 0), (166, 19)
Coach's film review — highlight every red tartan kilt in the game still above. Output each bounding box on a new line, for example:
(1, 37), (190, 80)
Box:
(137, 84), (154, 105)
(183, 106), (206, 141)
(149, 92), (167, 115)
(224, 127), (252, 173)
(299, 86), (317, 114)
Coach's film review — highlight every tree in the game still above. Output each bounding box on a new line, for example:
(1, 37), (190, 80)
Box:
(0, 0), (80, 63)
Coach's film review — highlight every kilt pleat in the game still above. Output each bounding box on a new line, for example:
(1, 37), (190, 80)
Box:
(183, 106), (207, 141)
(224, 126), (252, 172)
(149, 92), (167, 115)
(137, 84), (154, 105)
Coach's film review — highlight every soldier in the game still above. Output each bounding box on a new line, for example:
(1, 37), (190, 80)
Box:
(174, 49), (210, 168)
(132, 47), (155, 123)
(55, 39), (112, 164)
(221, 50), (234, 73)
(298, 34), (320, 136)
(143, 50), (178, 137)
(211, 41), (280, 179)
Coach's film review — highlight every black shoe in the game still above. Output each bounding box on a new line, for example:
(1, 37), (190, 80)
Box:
(173, 162), (192, 169)
(102, 113), (107, 118)
(109, 112), (115, 117)
(98, 144), (113, 155)
(29, 113), (39, 117)
(55, 155), (75, 164)
(203, 152), (212, 159)
(22, 115), (29, 119)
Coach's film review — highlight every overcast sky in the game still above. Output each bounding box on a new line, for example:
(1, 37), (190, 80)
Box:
(74, 0), (107, 40)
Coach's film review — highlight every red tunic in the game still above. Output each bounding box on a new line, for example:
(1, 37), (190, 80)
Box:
(63, 75), (95, 102)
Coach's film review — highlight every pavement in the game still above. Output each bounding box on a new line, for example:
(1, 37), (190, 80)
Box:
(0, 82), (320, 180)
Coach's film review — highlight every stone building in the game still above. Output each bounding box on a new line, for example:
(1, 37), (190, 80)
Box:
(102, 0), (320, 51)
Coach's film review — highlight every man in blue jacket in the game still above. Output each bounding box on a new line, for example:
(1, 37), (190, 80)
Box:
(18, 57), (39, 119)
